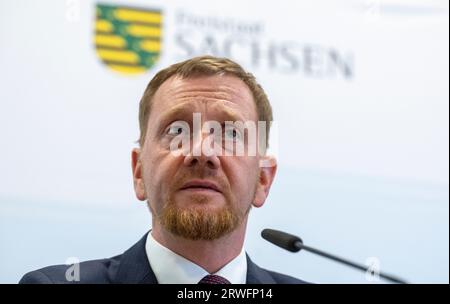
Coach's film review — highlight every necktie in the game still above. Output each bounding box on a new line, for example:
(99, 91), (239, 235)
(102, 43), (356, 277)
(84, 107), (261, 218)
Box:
(198, 274), (231, 284)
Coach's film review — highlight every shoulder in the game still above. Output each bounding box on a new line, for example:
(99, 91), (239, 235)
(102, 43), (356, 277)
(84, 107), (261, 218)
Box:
(19, 233), (155, 284)
(246, 255), (310, 284)
(19, 255), (121, 284)
(264, 268), (310, 284)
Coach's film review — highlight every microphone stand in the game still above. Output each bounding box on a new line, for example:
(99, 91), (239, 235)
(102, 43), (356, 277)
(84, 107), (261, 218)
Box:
(262, 228), (408, 284)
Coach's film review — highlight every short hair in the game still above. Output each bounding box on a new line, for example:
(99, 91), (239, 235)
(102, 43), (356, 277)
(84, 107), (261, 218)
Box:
(138, 55), (273, 147)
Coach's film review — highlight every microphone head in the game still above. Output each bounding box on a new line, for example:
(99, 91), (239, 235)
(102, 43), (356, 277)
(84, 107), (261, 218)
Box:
(261, 228), (303, 252)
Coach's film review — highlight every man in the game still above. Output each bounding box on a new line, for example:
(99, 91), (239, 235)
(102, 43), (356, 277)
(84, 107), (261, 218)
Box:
(20, 56), (306, 284)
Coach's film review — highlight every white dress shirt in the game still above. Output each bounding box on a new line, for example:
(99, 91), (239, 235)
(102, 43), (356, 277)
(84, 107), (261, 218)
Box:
(145, 232), (247, 284)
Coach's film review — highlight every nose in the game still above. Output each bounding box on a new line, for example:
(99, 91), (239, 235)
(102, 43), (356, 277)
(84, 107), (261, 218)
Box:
(183, 131), (221, 170)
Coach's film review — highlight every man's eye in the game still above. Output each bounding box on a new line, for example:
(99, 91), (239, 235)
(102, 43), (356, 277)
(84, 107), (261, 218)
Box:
(167, 124), (188, 135)
(224, 128), (241, 141)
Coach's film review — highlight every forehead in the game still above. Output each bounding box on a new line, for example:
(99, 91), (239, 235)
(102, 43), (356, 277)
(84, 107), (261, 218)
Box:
(150, 74), (257, 121)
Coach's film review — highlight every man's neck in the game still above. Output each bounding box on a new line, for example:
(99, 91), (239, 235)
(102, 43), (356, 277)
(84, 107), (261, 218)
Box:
(151, 221), (247, 274)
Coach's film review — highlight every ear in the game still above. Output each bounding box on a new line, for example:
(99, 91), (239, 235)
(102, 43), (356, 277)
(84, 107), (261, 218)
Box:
(252, 156), (277, 208)
(131, 148), (147, 201)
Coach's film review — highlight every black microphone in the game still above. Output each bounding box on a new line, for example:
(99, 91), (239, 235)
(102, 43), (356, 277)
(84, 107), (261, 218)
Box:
(261, 228), (408, 284)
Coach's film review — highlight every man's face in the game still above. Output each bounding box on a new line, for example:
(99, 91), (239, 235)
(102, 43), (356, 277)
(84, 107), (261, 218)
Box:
(132, 74), (276, 240)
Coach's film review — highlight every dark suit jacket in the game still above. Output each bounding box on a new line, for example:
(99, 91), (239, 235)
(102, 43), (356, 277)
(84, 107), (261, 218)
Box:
(19, 233), (307, 284)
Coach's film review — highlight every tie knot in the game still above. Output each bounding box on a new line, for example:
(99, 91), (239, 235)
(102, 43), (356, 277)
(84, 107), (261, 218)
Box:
(198, 274), (231, 284)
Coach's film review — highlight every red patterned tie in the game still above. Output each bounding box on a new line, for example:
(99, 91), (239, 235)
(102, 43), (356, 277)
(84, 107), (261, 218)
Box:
(198, 274), (231, 284)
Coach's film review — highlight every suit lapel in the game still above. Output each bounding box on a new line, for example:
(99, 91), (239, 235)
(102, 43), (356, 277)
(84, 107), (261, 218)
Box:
(114, 232), (158, 284)
(246, 254), (276, 284)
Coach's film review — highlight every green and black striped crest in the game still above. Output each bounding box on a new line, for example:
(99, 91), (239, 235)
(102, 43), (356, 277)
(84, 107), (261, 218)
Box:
(94, 3), (162, 74)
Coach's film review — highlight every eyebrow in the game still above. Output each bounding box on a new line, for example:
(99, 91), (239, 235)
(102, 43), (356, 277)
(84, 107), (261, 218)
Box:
(158, 103), (246, 127)
(158, 104), (193, 126)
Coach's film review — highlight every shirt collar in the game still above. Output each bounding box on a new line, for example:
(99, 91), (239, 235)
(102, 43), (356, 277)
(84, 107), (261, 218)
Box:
(145, 232), (247, 284)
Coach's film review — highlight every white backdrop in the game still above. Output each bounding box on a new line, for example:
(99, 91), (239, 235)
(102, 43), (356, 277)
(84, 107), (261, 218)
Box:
(0, 0), (448, 283)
